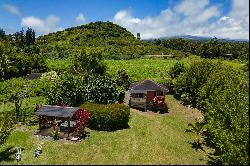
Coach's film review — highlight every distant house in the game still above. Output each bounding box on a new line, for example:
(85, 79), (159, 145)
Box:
(128, 80), (168, 112)
(25, 73), (43, 80)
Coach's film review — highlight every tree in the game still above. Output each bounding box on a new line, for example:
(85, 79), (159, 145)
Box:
(0, 37), (47, 80)
(0, 111), (15, 145)
(169, 62), (186, 79)
(13, 29), (26, 49)
(0, 42), (11, 81)
(11, 93), (23, 119)
(0, 28), (6, 39)
(116, 69), (130, 90)
(25, 27), (36, 46)
(45, 73), (87, 107)
(86, 75), (118, 104)
(174, 60), (249, 164)
(71, 47), (106, 75)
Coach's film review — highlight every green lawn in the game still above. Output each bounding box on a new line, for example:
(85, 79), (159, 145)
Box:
(0, 95), (211, 165)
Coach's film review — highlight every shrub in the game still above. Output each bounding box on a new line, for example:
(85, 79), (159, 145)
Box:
(45, 73), (119, 106)
(117, 87), (125, 103)
(173, 59), (249, 165)
(71, 47), (106, 76)
(86, 75), (118, 104)
(169, 62), (186, 79)
(72, 108), (90, 137)
(45, 73), (87, 106)
(0, 110), (16, 145)
(41, 71), (58, 81)
(116, 69), (130, 90)
(83, 102), (130, 131)
(19, 97), (46, 125)
(0, 41), (48, 80)
(173, 59), (220, 106)
(0, 77), (26, 103)
(165, 79), (174, 94)
(197, 66), (249, 165)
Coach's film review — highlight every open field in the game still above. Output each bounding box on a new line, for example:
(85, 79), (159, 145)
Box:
(106, 59), (178, 83)
(0, 95), (212, 165)
(46, 56), (245, 84)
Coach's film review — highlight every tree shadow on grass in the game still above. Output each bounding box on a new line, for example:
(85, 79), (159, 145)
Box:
(202, 135), (223, 165)
(0, 146), (26, 163)
(186, 140), (206, 152)
(206, 152), (223, 165)
(0, 146), (16, 162)
(87, 124), (130, 132)
(134, 107), (169, 114)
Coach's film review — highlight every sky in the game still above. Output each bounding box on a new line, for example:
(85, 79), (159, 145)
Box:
(0, 0), (249, 40)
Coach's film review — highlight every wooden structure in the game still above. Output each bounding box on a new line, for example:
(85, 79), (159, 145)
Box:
(34, 105), (80, 137)
(25, 73), (43, 80)
(128, 80), (168, 112)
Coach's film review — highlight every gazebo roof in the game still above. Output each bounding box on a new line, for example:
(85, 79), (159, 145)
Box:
(35, 105), (80, 118)
(128, 80), (168, 92)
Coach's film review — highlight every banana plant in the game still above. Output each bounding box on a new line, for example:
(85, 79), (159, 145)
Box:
(185, 119), (207, 150)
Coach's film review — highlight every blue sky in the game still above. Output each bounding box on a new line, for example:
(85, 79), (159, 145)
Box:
(0, 0), (249, 39)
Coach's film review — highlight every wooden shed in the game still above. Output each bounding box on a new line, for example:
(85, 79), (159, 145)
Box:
(128, 80), (168, 112)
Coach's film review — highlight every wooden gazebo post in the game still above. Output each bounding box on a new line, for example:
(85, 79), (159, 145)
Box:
(53, 117), (56, 131)
(38, 116), (41, 130)
(67, 117), (70, 138)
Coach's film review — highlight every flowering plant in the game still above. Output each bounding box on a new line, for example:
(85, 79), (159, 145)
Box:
(52, 127), (59, 140)
(73, 108), (90, 137)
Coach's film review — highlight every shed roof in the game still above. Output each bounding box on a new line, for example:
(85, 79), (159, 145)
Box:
(35, 105), (80, 118)
(128, 80), (168, 92)
(26, 73), (43, 80)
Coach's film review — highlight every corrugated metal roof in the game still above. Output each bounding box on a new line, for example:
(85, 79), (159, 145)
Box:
(129, 80), (168, 92)
(34, 105), (80, 117)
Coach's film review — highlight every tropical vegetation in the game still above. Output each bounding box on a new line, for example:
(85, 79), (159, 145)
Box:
(0, 21), (249, 165)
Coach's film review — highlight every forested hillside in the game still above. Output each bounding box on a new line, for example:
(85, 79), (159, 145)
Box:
(36, 21), (249, 61)
(151, 38), (249, 60)
(36, 21), (171, 59)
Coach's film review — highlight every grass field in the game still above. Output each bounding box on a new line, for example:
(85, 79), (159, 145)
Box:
(46, 56), (244, 84)
(106, 59), (178, 83)
(0, 95), (212, 165)
(46, 58), (179, 83)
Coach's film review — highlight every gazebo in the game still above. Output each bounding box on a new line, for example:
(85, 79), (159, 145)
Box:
(34, 105), (81, 138)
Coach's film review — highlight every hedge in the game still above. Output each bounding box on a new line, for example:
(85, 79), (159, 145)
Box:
(82, 102), (130, 131)
(173, 59), (249, 165)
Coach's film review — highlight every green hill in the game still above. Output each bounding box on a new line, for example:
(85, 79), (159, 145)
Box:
(37, 21), (170, 59)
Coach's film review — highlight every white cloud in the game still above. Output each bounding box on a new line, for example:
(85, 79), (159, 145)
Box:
(75, 13), (86, 24)
(112, 0), (249, 40)
(230, 0), (249, 18)
(202, 0), (249, 39)
(2, 4), (21, 16)
(174, 0), (209, 16)
(21, 15), (64, 35)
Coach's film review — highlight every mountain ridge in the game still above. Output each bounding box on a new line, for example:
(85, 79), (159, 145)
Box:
(144, 34), (249, 42)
